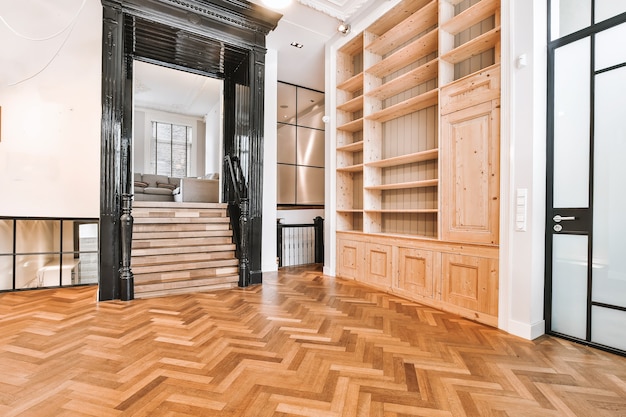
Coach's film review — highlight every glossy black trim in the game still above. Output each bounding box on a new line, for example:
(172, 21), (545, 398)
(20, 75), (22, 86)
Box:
(99, 0), (281, 299)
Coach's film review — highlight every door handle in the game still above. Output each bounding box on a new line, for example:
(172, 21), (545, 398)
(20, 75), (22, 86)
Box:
(553, 215), (576, 223)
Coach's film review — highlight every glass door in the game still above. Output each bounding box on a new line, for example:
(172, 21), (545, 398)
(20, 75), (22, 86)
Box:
(547, 1), (626, 355)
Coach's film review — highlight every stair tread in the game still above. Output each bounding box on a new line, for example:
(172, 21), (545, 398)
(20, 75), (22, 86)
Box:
(134, 266), (239, 284)
(133, 201), (227, 209)
(135, 274), (239, 288)
(133, 259), (239, 274)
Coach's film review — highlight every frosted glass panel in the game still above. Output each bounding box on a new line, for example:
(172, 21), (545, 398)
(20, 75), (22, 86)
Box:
(595, 1), (626, 23)
(591, 307), (626, 351)
(592, 67), (626, 308)
(595, 23), (626, 71)
(550, 0), (591, 40)
(553, 38), (590, 208)
(0, 220), (13, 254)
(551, 234), (588, 339)
(0, 255), (12, 290)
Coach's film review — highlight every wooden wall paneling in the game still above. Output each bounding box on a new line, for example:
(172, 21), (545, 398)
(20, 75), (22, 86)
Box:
(441, 253), (498, 316)
(441, 99), (499, 244)
(337, 238), (364, 279)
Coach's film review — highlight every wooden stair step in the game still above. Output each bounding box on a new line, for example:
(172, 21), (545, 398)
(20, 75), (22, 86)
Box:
(133, 208), (227, 218)
(133, 275), (239, 299)
(132, 244), (236, 257)
(133, 201), (227, 209)
(134, 266), (239, 284)
(132, 237), (234, 249)
(134, 217), (231, 224)
(133, 223), (231, 232)
(133, 230), (233, 240)
(132, 258), (239, 274)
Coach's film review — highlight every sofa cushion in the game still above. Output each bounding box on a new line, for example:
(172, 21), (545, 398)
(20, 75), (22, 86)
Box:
(134, 172), (143, 182)
(168, 177), (181, 187)
(142, 174), (169, 188)
(143, 187), (172, 196)
(134, 181), (149, 188)
(157, 182), (176, 191)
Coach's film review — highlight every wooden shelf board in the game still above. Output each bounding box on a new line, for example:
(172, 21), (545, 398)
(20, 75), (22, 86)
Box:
(337, 118), (364, 133)
(440, 27), (500, 64)
(337, 95), (363, 113)
(337, 140), (364, 152)
(338, 33), (364, 56)
(337, 209), (364, 213)
(365, 179), (438, 190)
(337, 72), (364, 93)
(367, 0), (433, 35)
(441, 0), (499, 36)
(367, 89), (438, 123)
(366, 149), (438, 168)
(337, 164), (364, 173)
(366, 209), (438, 214)
(366, 59), (438, 101)
(366, 28), (438, 79)
(365, 0), (438, 56)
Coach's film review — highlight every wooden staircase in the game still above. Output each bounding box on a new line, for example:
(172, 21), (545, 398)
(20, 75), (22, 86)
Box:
(131, 201), (239, 298)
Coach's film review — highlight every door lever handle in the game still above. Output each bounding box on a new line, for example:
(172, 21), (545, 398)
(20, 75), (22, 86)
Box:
(553, 215), (576, 223)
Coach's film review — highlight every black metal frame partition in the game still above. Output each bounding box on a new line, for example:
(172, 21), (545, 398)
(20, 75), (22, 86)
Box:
(98, 0), (281, 301)
(545, 2), (626, 356)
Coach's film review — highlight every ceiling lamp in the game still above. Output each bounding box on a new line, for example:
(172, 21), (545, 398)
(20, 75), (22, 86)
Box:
(262, 0), (292, 8)
(337, 22), (351, 35)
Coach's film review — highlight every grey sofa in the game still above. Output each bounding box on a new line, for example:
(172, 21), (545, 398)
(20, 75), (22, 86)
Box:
(133, 173), (180, 201)
(133, 173), (219, 203)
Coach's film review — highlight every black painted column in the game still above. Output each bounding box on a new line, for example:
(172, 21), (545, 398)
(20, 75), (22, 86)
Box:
(99, 2), (125, 301)
(247, 47), (266, 285)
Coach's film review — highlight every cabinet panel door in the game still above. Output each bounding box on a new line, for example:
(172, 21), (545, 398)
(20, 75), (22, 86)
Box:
(441, 100), (500, 244)
(337, 238), (364, 280)
(442, 254), (498, 315)
(397, 247), (435, 298)
(364, 243), (392, 288)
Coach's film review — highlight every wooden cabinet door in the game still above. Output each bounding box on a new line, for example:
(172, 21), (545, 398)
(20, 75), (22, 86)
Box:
(441, 253), (498, 316)
(441, 100), (500, 244)
(396, 247), (437, 298)
(364, 243), (392, 289)
(337, 238), (364, 280)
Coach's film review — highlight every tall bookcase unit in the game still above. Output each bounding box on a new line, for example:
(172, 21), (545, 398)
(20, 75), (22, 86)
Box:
(335, 0), (501, 326)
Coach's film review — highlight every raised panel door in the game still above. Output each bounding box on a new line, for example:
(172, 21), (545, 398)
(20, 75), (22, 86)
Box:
(396, 247), (437, 298)
(441, 100), (500, 244)
(441, 253), (498, 316)
(337, 238), (364, 280)
(364, 243), (392, 289)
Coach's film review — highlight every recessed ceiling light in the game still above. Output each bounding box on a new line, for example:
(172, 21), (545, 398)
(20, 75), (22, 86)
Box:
(290, 42), (303, 49)
(262, 0), (292, 9)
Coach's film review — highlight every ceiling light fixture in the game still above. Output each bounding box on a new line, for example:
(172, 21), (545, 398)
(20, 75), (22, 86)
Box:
(337, 22), (351, 35)
(261, 0), (292, 9)
(290, 42), (303, 48)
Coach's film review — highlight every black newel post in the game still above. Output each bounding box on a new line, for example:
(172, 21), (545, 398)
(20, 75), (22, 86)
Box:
(314, 216), (324, 264)
(120, 194), (134, 300)
(239, 198), (250, 287)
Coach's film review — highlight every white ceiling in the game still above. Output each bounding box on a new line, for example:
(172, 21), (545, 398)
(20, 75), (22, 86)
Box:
(134, 0), (377, 117)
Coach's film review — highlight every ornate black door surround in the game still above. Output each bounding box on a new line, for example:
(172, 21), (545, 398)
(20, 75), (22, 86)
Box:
(99, 0), (280, 301)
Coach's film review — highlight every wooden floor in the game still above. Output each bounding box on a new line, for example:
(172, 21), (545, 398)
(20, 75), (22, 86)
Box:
(0, 265), (625, 417)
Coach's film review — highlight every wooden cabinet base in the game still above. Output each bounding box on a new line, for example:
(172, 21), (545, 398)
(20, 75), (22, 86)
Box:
(337, 231), (498, 327)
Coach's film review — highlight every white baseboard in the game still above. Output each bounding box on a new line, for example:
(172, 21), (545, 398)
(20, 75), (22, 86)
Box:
(507, 319), (546, 340)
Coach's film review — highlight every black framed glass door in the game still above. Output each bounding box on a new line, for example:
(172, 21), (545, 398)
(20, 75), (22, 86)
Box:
(547, 1), (626, 355)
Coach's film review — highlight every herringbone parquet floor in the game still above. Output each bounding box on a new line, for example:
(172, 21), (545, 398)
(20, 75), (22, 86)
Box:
(0, 265), (625, 417)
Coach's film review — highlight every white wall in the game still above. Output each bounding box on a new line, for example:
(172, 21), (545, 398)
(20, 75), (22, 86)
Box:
(204, 98), (223, 175)
(262, 48), (279, 272)
(0, 0), (102, 218)
(503, 0), (548, 339)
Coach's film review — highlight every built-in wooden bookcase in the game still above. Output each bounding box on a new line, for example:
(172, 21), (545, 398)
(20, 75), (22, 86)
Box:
(335, 0), (501, 326)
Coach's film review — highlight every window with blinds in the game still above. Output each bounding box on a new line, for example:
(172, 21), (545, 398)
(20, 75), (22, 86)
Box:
(150, 121), (192, 178)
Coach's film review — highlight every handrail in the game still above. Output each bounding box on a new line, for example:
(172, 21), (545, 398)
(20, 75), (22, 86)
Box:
(224, 154), (250, 287)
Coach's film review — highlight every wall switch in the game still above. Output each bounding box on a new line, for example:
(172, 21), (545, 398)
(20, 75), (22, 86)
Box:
(515, 188), (528, 232)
